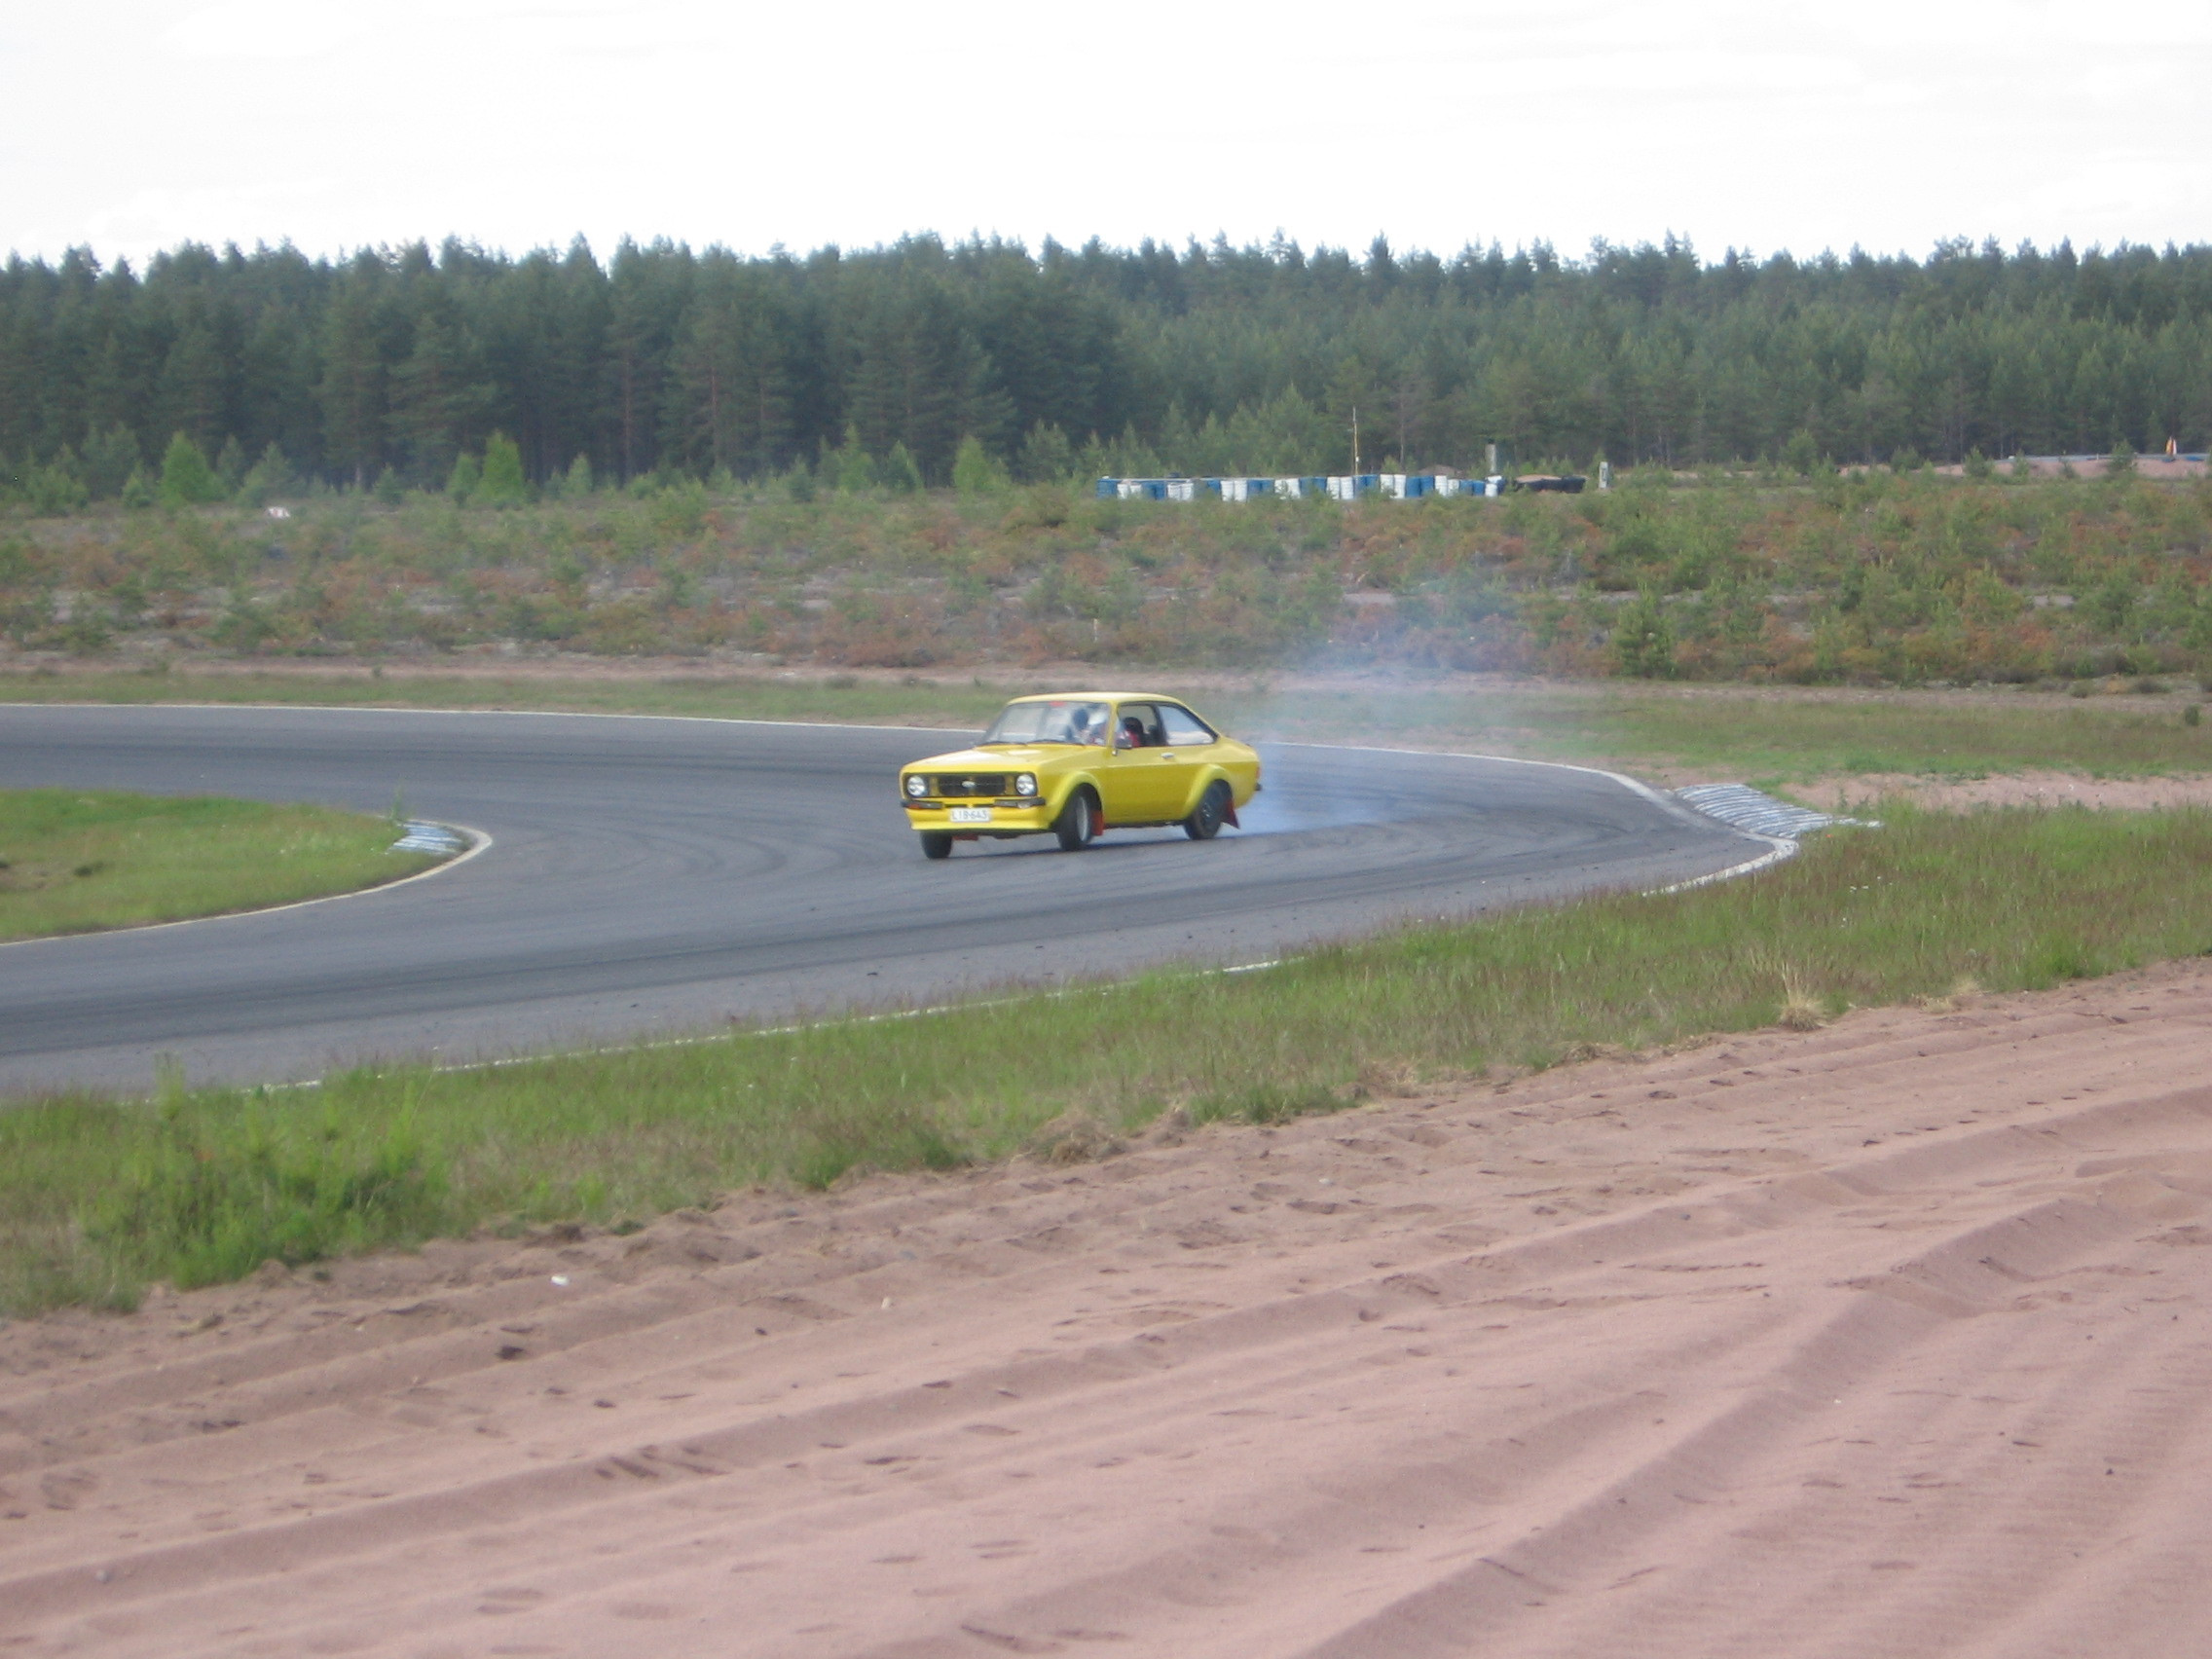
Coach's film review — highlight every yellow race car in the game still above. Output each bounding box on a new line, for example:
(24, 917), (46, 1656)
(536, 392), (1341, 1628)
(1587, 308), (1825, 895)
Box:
(900, 692), (1263, 859)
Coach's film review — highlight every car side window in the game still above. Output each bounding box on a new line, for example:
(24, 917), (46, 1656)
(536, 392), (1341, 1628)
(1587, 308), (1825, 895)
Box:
(1159, 704), (1216, 746)
(1115, 704), (1161, 749)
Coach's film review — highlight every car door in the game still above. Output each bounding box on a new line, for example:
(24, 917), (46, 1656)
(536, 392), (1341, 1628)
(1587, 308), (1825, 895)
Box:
(1101, 702), (1178, 823)
(1153, 702), (1219, 817)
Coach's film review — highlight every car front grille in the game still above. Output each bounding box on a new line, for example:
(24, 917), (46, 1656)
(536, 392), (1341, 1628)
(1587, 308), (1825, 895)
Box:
(930, 774), (1008, 798)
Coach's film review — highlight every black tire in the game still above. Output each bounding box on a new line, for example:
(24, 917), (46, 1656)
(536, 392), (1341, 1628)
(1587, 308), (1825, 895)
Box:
(1183, 779), (1232, 840)
(1053, 789), (1098, 851)
(919, 831), (954, 861)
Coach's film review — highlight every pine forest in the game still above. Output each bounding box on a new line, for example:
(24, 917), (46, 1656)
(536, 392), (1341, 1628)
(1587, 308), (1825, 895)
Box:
(5, 233), (2212, 496)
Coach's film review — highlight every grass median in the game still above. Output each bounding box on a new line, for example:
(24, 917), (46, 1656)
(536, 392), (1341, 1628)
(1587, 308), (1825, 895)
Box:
(7, 802), (2212, 1314)
(0, 789), (444, 941)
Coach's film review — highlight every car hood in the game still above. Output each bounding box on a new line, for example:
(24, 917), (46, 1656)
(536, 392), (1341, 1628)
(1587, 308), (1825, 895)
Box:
(906, 745), (1065, 771)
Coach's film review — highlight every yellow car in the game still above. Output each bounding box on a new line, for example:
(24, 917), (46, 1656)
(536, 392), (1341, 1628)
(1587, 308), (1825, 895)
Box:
(900, 692), (1263, 859)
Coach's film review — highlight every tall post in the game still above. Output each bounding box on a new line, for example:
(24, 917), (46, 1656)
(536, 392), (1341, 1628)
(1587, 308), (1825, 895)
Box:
(1352, 406), (1361, 474)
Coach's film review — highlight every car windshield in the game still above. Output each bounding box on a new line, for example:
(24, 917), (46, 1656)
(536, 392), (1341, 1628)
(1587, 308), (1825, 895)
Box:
(978, 699), (1110, 747)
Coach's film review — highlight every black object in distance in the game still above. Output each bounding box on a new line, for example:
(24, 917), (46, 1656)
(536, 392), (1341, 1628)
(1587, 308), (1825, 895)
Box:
(1513, 474), (1587, 494)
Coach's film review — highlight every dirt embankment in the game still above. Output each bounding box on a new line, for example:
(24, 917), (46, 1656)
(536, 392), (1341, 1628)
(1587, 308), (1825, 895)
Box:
(7, 965), (2212, 1656)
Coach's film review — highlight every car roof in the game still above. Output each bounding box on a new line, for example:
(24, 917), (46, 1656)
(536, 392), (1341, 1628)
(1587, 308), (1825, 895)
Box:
(999, 691), (1192, 705)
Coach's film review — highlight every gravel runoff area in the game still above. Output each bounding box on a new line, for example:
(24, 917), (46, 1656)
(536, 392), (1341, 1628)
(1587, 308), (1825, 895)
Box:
(7, 960), (2212, 1656)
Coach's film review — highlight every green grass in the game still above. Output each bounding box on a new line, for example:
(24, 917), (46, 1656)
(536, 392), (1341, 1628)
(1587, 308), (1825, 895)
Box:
(8, 804), (2211, 1313)
(1205, 682), (2212, 782)
(0, 789), (442, 941)
(0, 667), (1014, 729)
(7, 669), (2211, 783)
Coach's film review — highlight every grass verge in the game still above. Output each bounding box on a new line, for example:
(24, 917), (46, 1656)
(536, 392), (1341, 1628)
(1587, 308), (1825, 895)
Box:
(7, 668), (2212, 782)
(6, 803), (2210, 1313)
(1214, 683), (2212, 783)
(0, 667), (1013, 730)
(0, 789), (442, 941)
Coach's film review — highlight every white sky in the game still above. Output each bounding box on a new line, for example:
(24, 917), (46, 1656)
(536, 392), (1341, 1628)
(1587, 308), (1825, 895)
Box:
(5, 0), (2208, 271)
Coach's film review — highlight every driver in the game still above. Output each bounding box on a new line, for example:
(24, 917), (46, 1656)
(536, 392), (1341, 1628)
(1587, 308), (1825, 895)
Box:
(1070, 705), (1104, 746)
(1120, 715), (1148, 749)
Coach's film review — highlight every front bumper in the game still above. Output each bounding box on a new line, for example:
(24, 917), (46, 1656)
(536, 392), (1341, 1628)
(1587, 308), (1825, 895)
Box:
(903, 799), (1053, 833)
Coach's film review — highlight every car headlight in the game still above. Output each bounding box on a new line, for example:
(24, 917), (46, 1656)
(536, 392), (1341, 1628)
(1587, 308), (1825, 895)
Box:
(1014, 773), (1037, 796)
(904, 774), (928, 797)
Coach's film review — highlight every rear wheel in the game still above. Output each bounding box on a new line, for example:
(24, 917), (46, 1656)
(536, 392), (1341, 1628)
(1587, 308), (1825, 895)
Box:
(1183, 780), (1232, 840)
(919, 831), (953, 860)
(1053, 789), (1098, 851)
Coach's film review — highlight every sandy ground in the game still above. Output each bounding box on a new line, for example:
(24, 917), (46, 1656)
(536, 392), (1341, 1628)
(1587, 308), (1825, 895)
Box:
(1791, 770), (2212, 813)
(8, 969), (2212, 1655)
(1933, 456), (2208, 482)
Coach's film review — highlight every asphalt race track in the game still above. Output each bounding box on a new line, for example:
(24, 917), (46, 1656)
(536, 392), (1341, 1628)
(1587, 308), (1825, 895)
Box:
(0, 705), (1763, 1097)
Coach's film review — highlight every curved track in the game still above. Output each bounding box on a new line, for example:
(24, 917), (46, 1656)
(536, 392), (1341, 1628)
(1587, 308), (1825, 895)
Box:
(0, 706), (1759, 1095)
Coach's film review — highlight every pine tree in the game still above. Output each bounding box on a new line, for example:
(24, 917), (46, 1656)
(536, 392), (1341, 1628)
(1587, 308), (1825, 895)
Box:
(951, 435), (1008, 495)
(237, 442), (293, 506)
(158, 431), (224, 505)
(448, 452), (481, 502)
(1016, 421), (1075, 482)
(157, 316), (231, 452)
(824, 424), (876, 492)
(80, 424), (141, 499)
(1612, 589), (1676, 678)
(393, 308), (490, 479)
(25, 451), (90, 516)
(319, 266), (390, 488)
(477, 432), (526, 505)
(882, 440), (924, 494)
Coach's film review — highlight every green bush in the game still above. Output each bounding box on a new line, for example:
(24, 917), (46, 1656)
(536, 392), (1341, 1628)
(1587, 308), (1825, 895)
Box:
(1612, 589), (1676, 678)
(476, 433), (527, 505)
(952, 435), (1011, 496)
(158, 432), (226, 506)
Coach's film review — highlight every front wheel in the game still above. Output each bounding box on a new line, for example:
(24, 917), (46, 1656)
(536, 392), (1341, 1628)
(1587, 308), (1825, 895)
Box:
(1183, 780), (1232, 840)
(919, 831), (953, 861)
(1053, 789), (1098, 851)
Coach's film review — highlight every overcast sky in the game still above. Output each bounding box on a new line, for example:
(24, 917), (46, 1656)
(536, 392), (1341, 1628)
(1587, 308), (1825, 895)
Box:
(5, 0), (2207, 271)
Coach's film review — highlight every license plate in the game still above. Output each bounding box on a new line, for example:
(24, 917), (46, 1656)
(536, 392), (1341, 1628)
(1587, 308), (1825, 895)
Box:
(947, 806), (993, 824)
